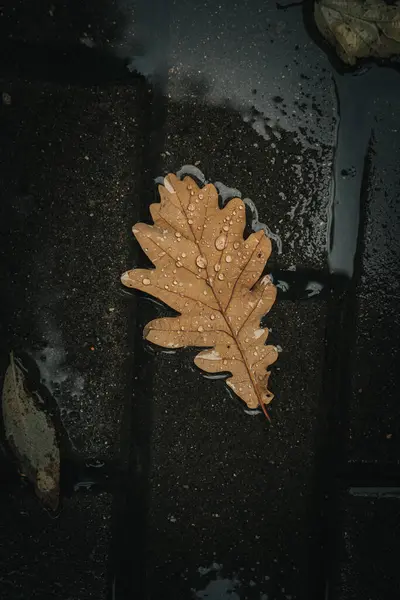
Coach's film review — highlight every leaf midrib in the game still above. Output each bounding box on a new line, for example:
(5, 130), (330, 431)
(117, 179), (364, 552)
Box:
(172, 184), (266, 412)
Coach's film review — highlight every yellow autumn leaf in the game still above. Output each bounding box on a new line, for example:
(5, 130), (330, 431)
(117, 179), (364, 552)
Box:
(121, 173), (278, 419)
(2, 352), (60, 510)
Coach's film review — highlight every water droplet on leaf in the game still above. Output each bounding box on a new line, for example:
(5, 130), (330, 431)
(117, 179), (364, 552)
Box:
(215, 235), (227, 250)
(196, 255), (207, 268)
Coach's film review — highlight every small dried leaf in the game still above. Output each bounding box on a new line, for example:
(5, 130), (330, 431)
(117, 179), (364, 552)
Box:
(315, 0), (400, 64)
(2, 353), (60, 510)
(122, 173), (278, 418)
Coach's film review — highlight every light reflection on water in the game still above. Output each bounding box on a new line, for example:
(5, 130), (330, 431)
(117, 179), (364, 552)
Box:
(194, 563), (241, 600)
(195, 576), (241, 600)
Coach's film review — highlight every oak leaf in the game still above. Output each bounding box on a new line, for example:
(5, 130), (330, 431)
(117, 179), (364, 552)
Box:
(121, 173), (278, 418)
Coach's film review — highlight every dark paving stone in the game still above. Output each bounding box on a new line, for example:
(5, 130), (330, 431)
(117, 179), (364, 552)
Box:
(0, 77), (148, 459)
(0, 0), (126, 49)
(137, 297), (327, 599)
(161, 92), (334, 274)
(117, 51), (333, 594)
(329, 492), (400, 600)
(0, 488), (112, 599)
(348, 93), (400, 464)
(161, 0), (336, 146)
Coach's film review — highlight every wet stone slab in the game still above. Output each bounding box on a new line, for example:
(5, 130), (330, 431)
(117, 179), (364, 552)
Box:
(138, 296), (327, 599)
(330, 492), (400, 600)
(348, 96), (400, 465)
(0, 0), (128, 49)
(122, 82), (334, 597)
(0, 489), (112, 600)
(161, 99), (334, 271)
(0, 78), (148, 459)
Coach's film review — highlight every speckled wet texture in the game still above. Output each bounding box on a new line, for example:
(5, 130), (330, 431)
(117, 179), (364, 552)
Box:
(348, 96), (400, 464)
(0, 489), (112, 599)
(135, 64), (333, 596)
(0, 0), (127, 48)
(330, 493), (400, 600)
(140, 95), (332, 598)
(0, 79), (146, 459)
(1, 0), (400, 599)
(162, 100), (333, 270)
(143, 299), (326, 599)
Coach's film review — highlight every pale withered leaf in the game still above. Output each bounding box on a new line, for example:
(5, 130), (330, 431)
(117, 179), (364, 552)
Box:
(2, 352), (60, 509)
(122, 173), (278, 419)
(315, 0), (400, 64)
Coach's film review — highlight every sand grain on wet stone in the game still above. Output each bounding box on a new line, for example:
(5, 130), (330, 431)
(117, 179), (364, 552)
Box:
(122, 172), (279, 415)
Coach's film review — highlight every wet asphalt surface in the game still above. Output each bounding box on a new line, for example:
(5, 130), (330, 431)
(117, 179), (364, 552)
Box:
(1, 1), (400, 599)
